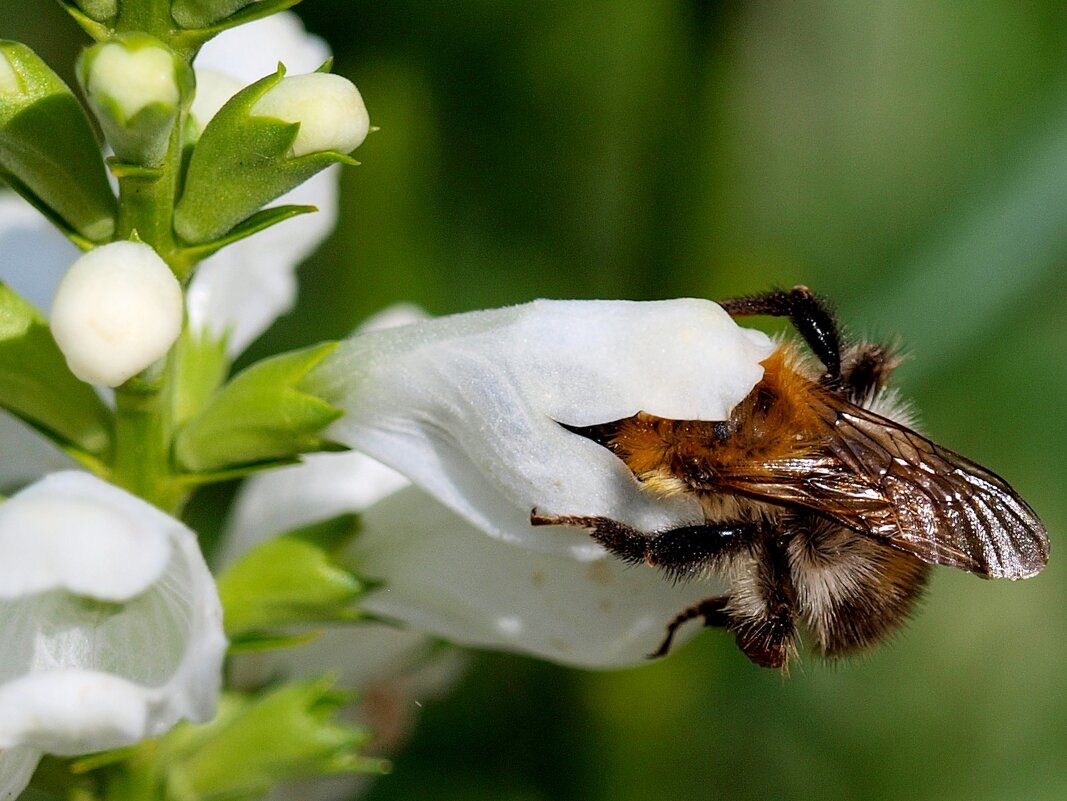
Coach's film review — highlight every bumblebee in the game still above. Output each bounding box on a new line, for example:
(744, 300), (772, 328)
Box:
(532, 287), (1049, 670)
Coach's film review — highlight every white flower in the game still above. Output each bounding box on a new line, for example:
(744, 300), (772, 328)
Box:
(230, 300), (774, 668)
(308, 299), (775, 556)
(0, 472), (226, 798)
(51, 241), (183, 386)
(253, 73), (370, 157)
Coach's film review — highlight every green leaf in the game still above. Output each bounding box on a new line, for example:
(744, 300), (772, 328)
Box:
(216, 513), (367, 637)
(177, 203), (318, 263)
(171, 0), (294, 29)
(174, 342), (344, 472)
(171, 328), (229, 428)
(170, 0), (304, 53)
(0, 283), (111, 456)
(162, 681), (388, 800)
(0, 41), (116, 242)
(227, 629), (321, 654)
(55, 1), (114, 36)
(173, 66), (353, 244)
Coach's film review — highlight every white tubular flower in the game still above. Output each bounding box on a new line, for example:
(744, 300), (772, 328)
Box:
(309, 299), (775, 557)
(230, 300), (775, 668)
(0, 472), (226, 797)
(51, 241), (183, 386)
(252, 73), (370, 157)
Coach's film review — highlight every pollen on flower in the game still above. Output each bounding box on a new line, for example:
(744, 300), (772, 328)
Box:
(252, 72), (370, 157)
(51, 241), (183, 386)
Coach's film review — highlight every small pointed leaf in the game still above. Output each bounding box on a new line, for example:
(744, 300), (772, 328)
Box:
(216, 513), (366, 637)
(174, 342), (344, 472)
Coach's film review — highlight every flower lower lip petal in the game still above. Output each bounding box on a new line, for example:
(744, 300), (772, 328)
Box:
(0, 670), (149, 754)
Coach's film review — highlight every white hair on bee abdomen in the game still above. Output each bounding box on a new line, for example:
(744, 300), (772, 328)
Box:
(786, 519), (883, 629)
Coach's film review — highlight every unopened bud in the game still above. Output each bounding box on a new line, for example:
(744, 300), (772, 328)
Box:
(78, 36), (192, 166)
(252, 72), (369, 157)
(51, 241), (183, 386)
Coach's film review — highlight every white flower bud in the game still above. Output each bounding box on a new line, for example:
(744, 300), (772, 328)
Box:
(86, 42), (180, 122)
(51, 241), (183, 386)
(252, 72), (370, 157)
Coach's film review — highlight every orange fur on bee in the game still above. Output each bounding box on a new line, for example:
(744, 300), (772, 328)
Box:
(601, 344), (825, 496)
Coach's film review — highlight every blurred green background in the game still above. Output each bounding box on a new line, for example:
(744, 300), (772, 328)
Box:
(6, 2), (1067, 799)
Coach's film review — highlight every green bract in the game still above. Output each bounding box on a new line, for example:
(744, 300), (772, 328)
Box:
(0, 283), (112, 460)
(71, 0), (117, 23)
(77, 34), (194, 167)
(174, 342), (344, 473)
(171, 0), (260, 28)
(217, 513), (368, 643)
(173, 67), (355, 245)
(0, 41), (116, 244)
(114, 682), (386, 800)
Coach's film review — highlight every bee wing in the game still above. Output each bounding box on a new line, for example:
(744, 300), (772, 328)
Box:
(711, 399), (1049, 579)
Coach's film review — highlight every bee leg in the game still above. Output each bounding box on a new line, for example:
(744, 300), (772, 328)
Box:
(530, 511), (754, 577)
(653, 590), (798, 669)
(649, 595), (730, 658)
(719, 538), (799, 670)
(719, 285), (842, 383)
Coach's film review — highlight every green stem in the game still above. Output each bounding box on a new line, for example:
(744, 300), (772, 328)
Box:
(108, 6), (201, 513)
(114, 0), (177, 41)
(111, 361), (187, 513)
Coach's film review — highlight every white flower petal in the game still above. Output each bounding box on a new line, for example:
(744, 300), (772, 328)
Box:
(221, 451), (407, 566)
(0, 671), (148, 753)
(252, 73), (370, 157)
(311, 299), (774, 557)
(355, 485), (716, 668)
(194, 11), (330, 82)
(226, 449), (716, 669)
(0, 473), (227, 757)
(0, 746), (39, 800)
(184, 14), (340, 356)
(185, 166), (338, 356)
(0, 472), (173, 600)
(0, 191), (77, 314)
(189, 67), (243, 131)
(87, 42), (179, 121)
